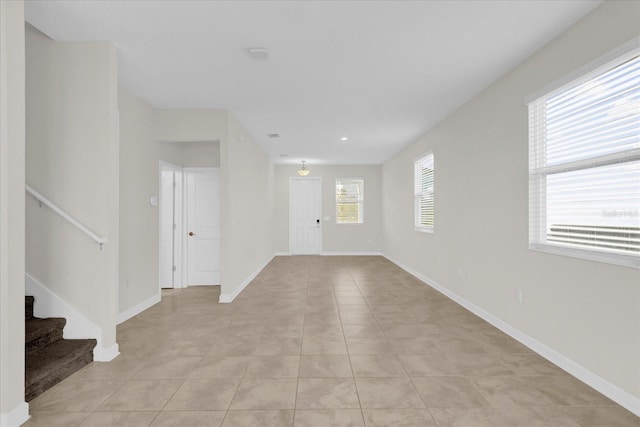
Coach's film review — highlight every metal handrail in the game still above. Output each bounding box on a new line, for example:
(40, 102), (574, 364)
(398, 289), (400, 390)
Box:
(26, 185), (108, 249)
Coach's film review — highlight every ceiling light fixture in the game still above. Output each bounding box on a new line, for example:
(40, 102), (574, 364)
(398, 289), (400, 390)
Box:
(340, 137), (349, 141)
(297, 161), (310, 176)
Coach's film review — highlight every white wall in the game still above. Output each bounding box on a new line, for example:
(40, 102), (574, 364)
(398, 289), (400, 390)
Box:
(382, 0), (640, 410)
(0, 1), (28, 424)
(219, 114), (275, 301)
(118, 87), (159, 317)
(25, 27), (120, 355)
(274, 165), (383, 254)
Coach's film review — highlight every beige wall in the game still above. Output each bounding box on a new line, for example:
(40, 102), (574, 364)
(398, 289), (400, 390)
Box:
(25, 28), (120, 351)
(158, 141), (220, 168)
(158, 141), (183, 166)
(0, 0), (27, 421)
(123, 105), (273, 304)
(156, 110), (227, 143)
(118, 87), (159, 315)
(182, 141), (220, 167)
(382, 1), (640, 403)
(219, 114), (275, 300)
(274, 165), (383, 254)
(119, 92), (225, 315)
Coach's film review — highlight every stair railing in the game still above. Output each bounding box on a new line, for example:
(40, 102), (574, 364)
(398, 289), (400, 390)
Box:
(26, 185), (108, 249)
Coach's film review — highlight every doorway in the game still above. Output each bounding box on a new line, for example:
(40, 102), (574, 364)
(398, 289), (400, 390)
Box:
(289, 177), (322, 254)
(159, 163), (220, 289)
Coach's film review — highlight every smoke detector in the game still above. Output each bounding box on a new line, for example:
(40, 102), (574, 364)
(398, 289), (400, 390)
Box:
(247, 47), (269, 59)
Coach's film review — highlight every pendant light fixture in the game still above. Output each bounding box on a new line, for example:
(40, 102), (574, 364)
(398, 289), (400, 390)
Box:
(297, 161), (310, 176)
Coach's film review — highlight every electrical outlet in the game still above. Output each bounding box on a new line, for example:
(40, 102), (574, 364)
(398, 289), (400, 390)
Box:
(516, 290), (524, 303)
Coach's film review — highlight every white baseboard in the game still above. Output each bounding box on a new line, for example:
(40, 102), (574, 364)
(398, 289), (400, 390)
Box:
(25, 273), (119, 364)
(93, 343), (120, 362)
(321, 251), (382, 256)
(219, 254), (275, 303)
(276, 251), (383, 257)
(117, 292), (160, 324)
(383, 254), (640, 417)
(0, 402), (29, 427)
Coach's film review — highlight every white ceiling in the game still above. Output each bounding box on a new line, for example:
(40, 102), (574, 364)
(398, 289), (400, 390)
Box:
(25, 0), (601, 165)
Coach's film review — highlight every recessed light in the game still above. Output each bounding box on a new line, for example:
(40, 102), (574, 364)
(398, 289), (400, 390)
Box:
(248, 47), (269, 59)
(340, 137), (349, 141)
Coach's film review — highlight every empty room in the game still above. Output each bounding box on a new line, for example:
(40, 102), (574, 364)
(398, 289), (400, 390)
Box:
(0, 1), (638, 426)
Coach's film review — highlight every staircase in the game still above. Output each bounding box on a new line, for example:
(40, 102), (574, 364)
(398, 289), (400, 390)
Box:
(25, 296), (96, 401)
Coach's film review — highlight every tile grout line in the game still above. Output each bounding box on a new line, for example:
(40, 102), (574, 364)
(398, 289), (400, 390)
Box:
(344, 264), (368, 426)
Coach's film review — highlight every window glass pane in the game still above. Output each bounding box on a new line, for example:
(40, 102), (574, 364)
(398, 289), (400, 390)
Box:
(419, 193), (434, 227)
(336, 179), (363, 224)
(546, 161), (640, 255)
(545, 55), (640, 166)
(415, 152), (434, 230)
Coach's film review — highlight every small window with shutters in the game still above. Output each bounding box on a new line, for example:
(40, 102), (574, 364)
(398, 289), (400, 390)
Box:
(336, 178), (364, 224)
(415, 152), (434, 232)
(527, 46), (639, 268)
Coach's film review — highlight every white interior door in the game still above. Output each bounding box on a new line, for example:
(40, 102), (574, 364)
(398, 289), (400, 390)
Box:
(290, 177), (322, 254)
(187, 168), (221, 285)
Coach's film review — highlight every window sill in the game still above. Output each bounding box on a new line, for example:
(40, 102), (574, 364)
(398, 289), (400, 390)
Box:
(415, 227), (434, 234)
(529, 243), (639, 269)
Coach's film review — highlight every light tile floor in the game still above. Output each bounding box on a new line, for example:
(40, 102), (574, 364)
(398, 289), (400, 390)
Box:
(25, 256), (638, 426)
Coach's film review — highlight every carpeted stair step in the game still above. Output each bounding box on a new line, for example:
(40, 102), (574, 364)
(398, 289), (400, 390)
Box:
(25, 296), (34, 320)
(25, 338), (96, 401)
(25, 317), (66, 355)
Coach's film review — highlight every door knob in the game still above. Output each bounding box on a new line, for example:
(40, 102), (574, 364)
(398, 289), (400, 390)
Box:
(188, 231), (196, 236)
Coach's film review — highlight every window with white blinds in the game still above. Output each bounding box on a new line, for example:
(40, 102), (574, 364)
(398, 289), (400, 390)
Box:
(528, 48), (640, 267)
(336, 178), (364, 224)
(415, 152), (434, 232)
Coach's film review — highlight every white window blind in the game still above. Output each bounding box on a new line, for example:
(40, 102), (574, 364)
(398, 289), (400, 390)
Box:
(336, 178), (364, 224)
(415, 152), (434, 232)
(528, 49), (640, 267)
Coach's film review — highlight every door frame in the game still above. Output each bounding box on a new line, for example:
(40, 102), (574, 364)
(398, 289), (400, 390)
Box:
(158, 161), (184, 289)
(289, 177), (323, 255)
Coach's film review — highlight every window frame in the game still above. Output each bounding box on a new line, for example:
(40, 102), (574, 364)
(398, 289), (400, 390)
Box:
(527, 42), (640, 269)
(335, 177), (365, 225)
(414, 151), (435, 233)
